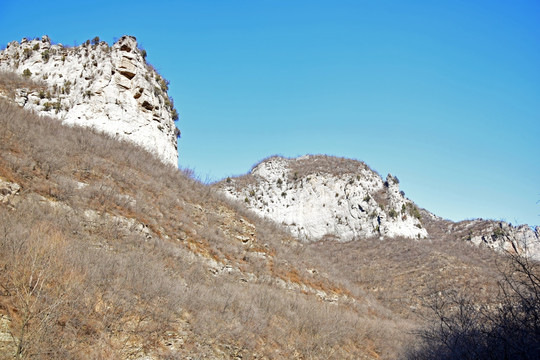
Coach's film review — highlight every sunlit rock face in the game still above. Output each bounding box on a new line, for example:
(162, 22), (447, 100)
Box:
(0, 35), (179, 166)
(445, 218), (540, 260)
(218, 155), (428, 242)
(218, 155), (540, 260)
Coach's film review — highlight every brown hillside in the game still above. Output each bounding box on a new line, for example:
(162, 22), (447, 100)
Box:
(0, 72), (511, 359)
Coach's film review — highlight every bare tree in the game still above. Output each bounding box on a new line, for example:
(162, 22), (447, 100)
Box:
(407, 251), (540, 360)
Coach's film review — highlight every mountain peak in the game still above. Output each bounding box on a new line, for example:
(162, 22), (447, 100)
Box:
(219, 155), (428, 241)
(219, 154), (540, 260)
(0, 35), (179, 166)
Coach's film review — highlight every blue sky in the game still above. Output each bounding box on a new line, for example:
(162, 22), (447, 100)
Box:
(1, 0), (539, 226)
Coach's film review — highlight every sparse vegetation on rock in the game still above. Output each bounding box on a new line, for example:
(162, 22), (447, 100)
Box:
(217, 155), (429, 241)
(0, 35), (180, 166)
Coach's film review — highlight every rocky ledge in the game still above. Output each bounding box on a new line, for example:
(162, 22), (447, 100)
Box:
(0, 35), (179, 166)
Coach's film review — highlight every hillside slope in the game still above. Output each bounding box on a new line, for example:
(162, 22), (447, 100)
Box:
(0, 74), (510, 359)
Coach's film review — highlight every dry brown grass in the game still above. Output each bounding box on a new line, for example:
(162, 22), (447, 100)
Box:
(0, 70), (517, 359)
(0, 71), (45, 99)
(0, 83), (412, 358)
(287, 154), (371, 178)
(300, 236), (502, 318)
(241, 154), (372, 181)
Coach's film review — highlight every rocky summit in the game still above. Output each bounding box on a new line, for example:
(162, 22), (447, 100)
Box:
(218, 155), (428, 241)
(0, 35), (179, 166)
(218, 155), (540, 260)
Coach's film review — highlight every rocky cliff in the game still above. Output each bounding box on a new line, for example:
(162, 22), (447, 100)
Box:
(218, 155), (540, 259)
(0, 35), (179, 166)
(218, 155), (428, 241)
(421, 212), (540, 260)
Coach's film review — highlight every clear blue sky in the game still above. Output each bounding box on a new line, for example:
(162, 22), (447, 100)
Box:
(1, 0), (539, 226)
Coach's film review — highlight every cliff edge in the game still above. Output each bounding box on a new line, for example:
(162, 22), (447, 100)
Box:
(0, 35), (179, 166)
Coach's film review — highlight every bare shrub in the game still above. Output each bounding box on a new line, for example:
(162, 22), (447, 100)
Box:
(407, 252), (540, 360)
(0, 71), (45, 99)
(0, 206), (79, 358)
(0, 89), (520, 359)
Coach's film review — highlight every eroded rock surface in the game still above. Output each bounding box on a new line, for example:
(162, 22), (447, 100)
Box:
(218, 155), (540, 260)
(0, 35), (179, 166)
(0, 178), (20, 204)
(428, 216), (540, 260)
(218, 155), (428, 241)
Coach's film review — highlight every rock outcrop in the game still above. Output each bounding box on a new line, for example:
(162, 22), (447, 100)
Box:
(219, 155), (540, 260)
(218, 155), (428, 241)
(467, 221), (540, 258)
(0, 178), (20, 205)
(422, 213), (540, 260)
(0, 35), (179, 166)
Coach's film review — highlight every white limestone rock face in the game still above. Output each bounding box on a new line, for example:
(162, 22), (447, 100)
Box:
(0, 178), (20, 204)
(219, 156), (540, 258)
(0, 35), (179, 166)
(218, 155), (428, 242)
(460, 220), (540, 260)
(418, 208), (540, 260)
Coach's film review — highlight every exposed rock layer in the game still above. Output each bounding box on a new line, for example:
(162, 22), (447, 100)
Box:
(421, 212), (540, 260)
(0, 35), (179, 166)
(218, 155), (428, 241)
(219, 155), (540, 259)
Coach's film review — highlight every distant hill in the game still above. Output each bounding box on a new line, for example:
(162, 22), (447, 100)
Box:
(217, 155), (540, 259)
